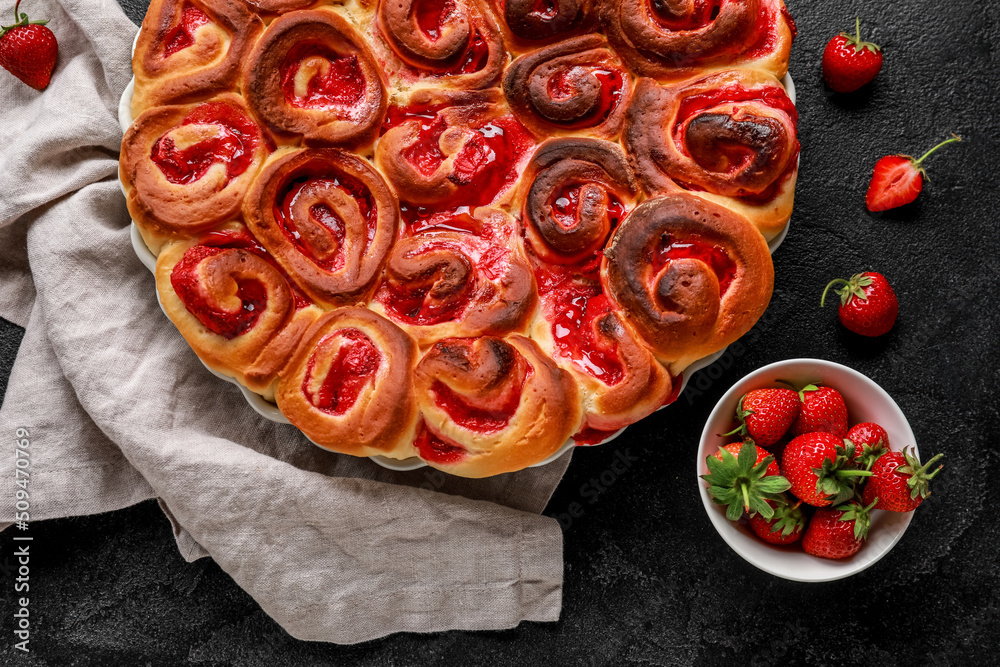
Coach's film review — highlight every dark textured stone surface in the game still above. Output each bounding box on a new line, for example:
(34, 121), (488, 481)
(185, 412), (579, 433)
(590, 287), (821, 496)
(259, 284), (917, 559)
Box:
(2, 0), (999, 664)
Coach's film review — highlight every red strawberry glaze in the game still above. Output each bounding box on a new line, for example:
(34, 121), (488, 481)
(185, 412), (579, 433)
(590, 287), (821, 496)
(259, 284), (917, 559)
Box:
(550, 183), (626, 233)
(280, 42), (365, 111)
(414, 423), (468, 463)
(431, 373), (527, 433)
(414, 0), (454, 39)
(273, 174), (377, 270)
(150, 102), (261, 186)
(170, 246), (268, 339)
(162, 3), (211, 58)
(196, 228), (312, 310)
(383, 104), (535, 220)
(651, 235), (737, 295)
(303, 329), (381, 415)
(674, 85), (798, 154)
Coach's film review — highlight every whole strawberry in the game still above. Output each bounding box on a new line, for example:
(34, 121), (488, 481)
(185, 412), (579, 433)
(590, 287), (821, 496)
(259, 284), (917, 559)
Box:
(0, 0), (57, 91)
(802, 499), (876, 560)
(781, 432), (870, 507)
(822, 18), (882, 93)
(787, 384), (849, 438)
(821, 272), (898, 337)
(702, 441), (790, 521)
(862, 446), (943, 512)
(748, 496), (807, 546)
(866, 135), (963, 211)
(846, 422), (890, 469)
(724, 388), (801, 447)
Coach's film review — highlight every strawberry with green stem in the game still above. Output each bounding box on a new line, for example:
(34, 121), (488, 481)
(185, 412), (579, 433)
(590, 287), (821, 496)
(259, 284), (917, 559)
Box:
(723, 388), (801, 447)
(802, 498), (878, 560)
(866, 135), (963, 212)
(780, 382), (849, 438)
(781, 432), (872, 507)
(822, 17), (883, 93)
(862, 447), (943, 512)
(821, 272), (899, 337)
(702, 441), (790, 521)
(0, 0), (57, 91)
(748, 494), (807, 546)
(846, 422), (890, 469)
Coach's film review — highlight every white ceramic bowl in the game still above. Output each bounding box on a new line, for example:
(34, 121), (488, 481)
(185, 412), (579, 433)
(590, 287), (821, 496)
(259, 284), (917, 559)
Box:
(697, 358), (918, 582)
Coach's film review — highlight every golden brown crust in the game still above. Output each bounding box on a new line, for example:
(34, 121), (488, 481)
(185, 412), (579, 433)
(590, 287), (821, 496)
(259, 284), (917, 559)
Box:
(376, 0), (506, 90)
(276, 308), (420, 457)
(623, 71), (799, 241)
(528, 304), (672, 432)
(242, 8), (388, 150)
(514, 137), (637, 263)
(131, 0), (263, 117)
(123, 0), (800, 477)
(600, 0), (793, 81)
(120, 94), (270, 254)
(412, 335), (581, 477)
(503, 35), (632, 139)
(371, 208), (536, 345)
(242, 147), (400, 308)
(156, 226), (321, 397)
(491, 0), (595, 51)
(601, 194), (773, 373)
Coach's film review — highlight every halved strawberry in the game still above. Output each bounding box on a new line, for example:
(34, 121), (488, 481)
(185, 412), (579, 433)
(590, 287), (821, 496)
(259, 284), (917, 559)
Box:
(866, 135), (963, 211)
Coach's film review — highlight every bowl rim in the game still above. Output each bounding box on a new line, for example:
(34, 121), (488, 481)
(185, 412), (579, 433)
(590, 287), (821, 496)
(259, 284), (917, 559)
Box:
(696, 357), (918, 582)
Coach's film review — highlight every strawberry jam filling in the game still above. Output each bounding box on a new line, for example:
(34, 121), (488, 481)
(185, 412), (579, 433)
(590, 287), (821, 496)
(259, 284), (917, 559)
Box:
(649, 0), (722, 30)
(162, 3), (211, 58)
(415, 0), (454, 39)
(170, 245), (267, 339)
(651, 235), (737, 295)
(384, 104), (534, 218)
(151, 102), (261, 186)
(551, 284), (624, 385)
(431, 369), (529, 433)
(414, 424), (467, 464)
(304, 329), (381, 415)
(274, 173), (377, 270)
(674, 85), (798, 150)
(280, 42), (365, 111)
(197, 228), (312, 310)
(544, 67), (626, 127)
(549, 183), (626, 233)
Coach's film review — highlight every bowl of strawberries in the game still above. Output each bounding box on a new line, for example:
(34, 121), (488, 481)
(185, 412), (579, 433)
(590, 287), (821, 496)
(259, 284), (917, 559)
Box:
(698, 358), (943, 582)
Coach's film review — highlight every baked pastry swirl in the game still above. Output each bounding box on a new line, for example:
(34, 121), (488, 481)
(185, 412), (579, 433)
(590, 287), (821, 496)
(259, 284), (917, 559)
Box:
(156, 224), (320, 397)
(601, 0), (794, 81)
(412, 335), (581, 477)
(126, 0), (797, 477)
(371, 208), (536, 345)
(121, 93), (270, 253)
(624, 69), (799, 240)
(276, 307), (420, 456)
(602, 194), (773, 373)
(131, 0), (263, 116)
(503, 35), (631, 139)
(374, 0), (507, 90)
(242, 147), (399, 307)
(243, 8), (387, 149)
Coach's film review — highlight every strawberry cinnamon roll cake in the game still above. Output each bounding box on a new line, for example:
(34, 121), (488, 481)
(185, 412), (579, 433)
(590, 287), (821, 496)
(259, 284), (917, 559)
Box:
(122, 0), (798, 476)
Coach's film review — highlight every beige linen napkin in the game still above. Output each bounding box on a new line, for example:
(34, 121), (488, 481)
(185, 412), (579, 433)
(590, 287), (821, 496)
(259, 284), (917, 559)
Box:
(0, 0), (570, 643)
